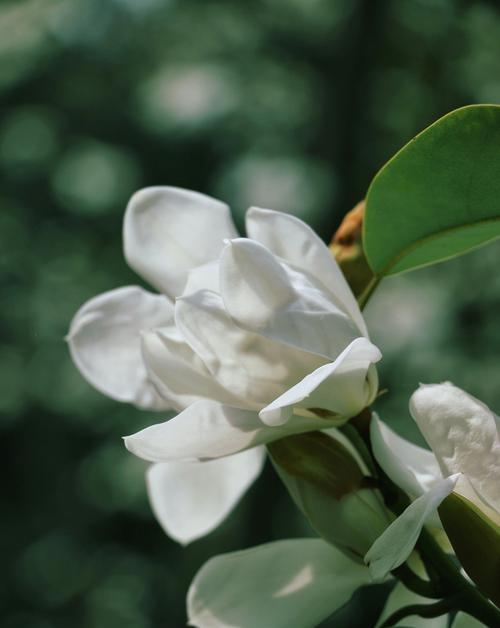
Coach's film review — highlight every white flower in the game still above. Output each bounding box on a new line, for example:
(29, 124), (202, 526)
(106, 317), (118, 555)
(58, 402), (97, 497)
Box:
(67, 186), (381, 544)
(365, 382), (500, 580)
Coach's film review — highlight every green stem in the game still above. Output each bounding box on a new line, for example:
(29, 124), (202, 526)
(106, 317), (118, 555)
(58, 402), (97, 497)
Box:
(379, 598), (455, 627)
(357, 274), (381, 310)
(392, 563), (443, 599)
(417, 529), (500, 627)
(351, 416), (500, 626)
(339, 422), (378, 476)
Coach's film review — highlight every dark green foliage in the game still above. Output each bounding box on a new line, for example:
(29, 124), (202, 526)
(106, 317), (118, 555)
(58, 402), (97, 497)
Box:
(2, 1), (500, 626)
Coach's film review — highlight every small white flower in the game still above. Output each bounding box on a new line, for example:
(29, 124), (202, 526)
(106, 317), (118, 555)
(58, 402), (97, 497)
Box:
(365, 382), (500, 580)
(67, 186), (381, 544)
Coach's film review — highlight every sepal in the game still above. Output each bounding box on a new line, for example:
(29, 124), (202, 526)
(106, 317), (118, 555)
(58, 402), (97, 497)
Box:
(439, 489), (500, 606)
(268, 431), (391, 559)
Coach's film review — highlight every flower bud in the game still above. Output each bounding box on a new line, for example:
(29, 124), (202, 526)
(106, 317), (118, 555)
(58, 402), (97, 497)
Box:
(329, 200), (374, 298)
(268, 431), (392, 561)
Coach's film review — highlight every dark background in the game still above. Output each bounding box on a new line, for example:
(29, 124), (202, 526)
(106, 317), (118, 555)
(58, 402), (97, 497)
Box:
(2, 0), (500, 626)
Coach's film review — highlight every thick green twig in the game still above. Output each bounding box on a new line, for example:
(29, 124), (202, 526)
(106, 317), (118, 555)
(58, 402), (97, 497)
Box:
(417, 529), (500, 627)
(392, 563), (443, 599)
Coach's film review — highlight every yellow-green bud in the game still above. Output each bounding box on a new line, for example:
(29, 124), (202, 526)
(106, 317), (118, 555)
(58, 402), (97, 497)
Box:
(329, 200), (374, 298)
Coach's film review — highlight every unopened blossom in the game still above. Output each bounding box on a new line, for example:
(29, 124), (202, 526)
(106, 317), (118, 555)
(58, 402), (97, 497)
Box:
(365, 382), (500, 580)
(68, 186), (381, 544)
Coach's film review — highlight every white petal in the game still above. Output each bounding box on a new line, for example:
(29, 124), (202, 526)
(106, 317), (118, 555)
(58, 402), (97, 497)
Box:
(220, 238), (361, 360)
(187, 538), (370, 628)
(377, 583), (449, 628)
(220, 237), (295, 327)
(410, 382), (500, 511)
(141, 328), (242, 411)
(365, 474), (459, 581)
(453, 473), (500, 526)
(124, 400), (336, 462)
(246, 206), (367, 336)
(260, 337), (381, 426)
(370, 415), (442, 498)
(67, 286), (172, 409)
(124, 187), (237, 298)
(175, 290), (322, 409)
(146, 447), (265, 545)
(183, 260), (221, 296)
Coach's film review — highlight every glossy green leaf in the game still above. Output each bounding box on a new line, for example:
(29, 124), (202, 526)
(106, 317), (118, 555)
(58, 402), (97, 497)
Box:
(438, 492), (500, 606)
(364, 105), (500, 276)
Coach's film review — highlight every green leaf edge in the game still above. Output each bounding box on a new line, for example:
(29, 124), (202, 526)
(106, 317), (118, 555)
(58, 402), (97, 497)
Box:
(441, 491), (500, 534)
(363, 104), (500, 278)
(438, 490), (500, 606)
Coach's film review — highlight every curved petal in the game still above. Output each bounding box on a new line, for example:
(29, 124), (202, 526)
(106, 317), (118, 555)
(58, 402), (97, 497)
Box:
(260, 338), (381, 426)
(67, 286), (172, 409)
(123, 187), (237, 298)
(146, 447), (265, 545)
(410, 382), (500, 511)
(365, 474), (460, 581)
(175, 290), (323, 409)
(246, 207), (367, 336)
(377, 583), (449, 628)
(141, 328), (242, 411)
(370, 415), (442, 498)
(219, 238), (361, 361)
(183, 260), (221, 296)
(124, 400), (337, 462)
(187, 538), (370, 628)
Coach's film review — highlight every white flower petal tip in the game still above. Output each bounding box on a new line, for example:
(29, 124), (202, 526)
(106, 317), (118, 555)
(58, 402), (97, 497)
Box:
(260, 406), (293, 427)
(365, 474), (460, 581)
(187, 539), (370, 628)
(124, 186), (237, 298)
(220, 237), (297, 329)
(259, 337), (381, 427)
(147, 448), (265, 545)
(67, 286), (172, 409)
(370, 415), (442, 498)
(410, 382), (500, 512)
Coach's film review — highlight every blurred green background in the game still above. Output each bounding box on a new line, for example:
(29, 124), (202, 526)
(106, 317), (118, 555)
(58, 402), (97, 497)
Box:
(2, 0), (500, 626)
